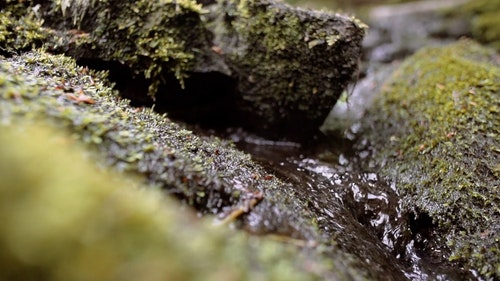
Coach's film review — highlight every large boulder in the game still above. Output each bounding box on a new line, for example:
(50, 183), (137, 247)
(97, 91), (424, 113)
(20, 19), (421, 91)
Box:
(206, 0), (366, 137)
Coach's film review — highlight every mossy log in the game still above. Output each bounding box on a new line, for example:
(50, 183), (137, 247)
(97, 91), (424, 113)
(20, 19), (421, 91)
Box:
(1, 0), (366, 139)
(360, 40), (499, 280)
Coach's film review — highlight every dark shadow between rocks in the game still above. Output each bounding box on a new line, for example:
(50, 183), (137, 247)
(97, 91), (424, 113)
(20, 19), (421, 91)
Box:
(409, 211), (452, 265)
(78, 58), (246, 129)
(154, 72), (241, 129)
(78, 58), (327, 142)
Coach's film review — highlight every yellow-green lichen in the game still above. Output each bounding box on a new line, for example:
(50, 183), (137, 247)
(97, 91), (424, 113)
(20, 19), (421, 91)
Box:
(235, 0), (303, 54)
(363, 39), (499, 279)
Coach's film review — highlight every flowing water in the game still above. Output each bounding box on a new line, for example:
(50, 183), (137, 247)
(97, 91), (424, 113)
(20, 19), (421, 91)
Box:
(221, 127), (475, 280)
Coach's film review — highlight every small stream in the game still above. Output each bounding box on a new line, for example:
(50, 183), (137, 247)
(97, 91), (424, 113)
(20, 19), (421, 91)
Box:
(212, 124), (474, 280)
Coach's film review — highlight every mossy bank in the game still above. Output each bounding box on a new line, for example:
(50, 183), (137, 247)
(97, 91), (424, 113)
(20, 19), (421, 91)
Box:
(360, 40), (499, 279)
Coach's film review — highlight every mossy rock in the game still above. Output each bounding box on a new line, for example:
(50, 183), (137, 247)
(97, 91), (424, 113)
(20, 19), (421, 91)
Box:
(209, 0), (366, 137)
(361, 40), (499, 279)
(1, 0), (365, 139)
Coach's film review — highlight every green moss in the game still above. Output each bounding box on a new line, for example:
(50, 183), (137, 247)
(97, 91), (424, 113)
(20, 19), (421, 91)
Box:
(235, 0), (304, 53)
(0, 122), (327, 281)
(363, 40), (499, 279)
(48, 0), (204, 95)
(0, 3), (48, 54)
(446, 0), (500, 52)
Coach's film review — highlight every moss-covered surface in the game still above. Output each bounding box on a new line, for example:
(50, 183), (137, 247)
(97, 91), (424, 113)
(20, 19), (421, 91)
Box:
(2, 0), (213, 96)
(361, 40), (499, 279)
(0, 122), (328, 281)
(211, 0), (366, 137)
(46, 0), (205, 94)
(1, 0), (365, 138)
(0, 1), (49, 54)
(0, 49), (387, 280)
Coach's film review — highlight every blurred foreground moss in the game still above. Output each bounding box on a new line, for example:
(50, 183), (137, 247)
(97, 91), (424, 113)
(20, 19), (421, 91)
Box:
(361, 40), (499, 279)
(0, 122), (326, 281)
